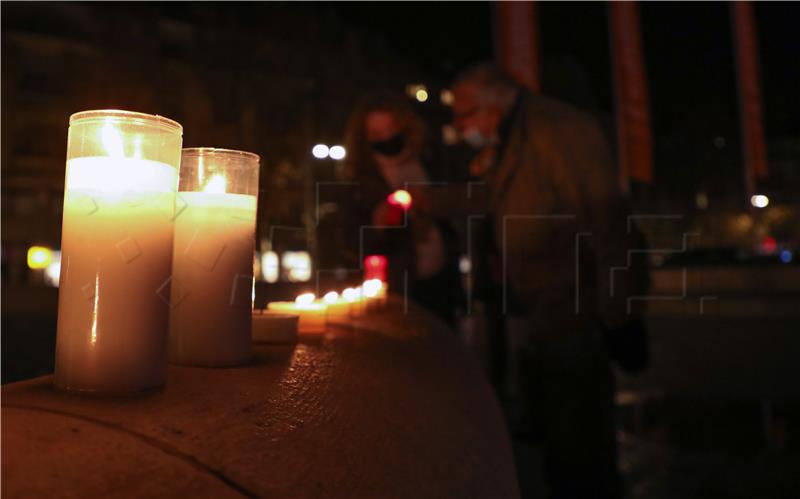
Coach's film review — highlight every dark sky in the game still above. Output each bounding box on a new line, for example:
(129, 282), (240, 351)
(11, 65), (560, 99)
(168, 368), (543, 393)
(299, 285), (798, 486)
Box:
(331, 1), (799, 141)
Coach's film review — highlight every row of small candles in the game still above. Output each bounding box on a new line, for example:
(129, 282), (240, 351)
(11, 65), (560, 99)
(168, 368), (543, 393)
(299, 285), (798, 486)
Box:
(53, 108), (400, 395)
(256, 278), (386, 340)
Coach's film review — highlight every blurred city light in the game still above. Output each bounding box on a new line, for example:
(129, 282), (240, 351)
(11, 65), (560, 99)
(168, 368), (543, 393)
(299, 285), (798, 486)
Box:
(442, 125), (459, 145)
(282, 251), (312, 282)
(323, 291), (339, 304)
(406, 83), (428, 102)
(312, 144), (330, 159)
(27, 246), (52, 270)
(459, 255), (471, 274)
(780, 250), (793, 264)
(440, 89), (454, 106)
(696, 192), (709, 210)
(751, 194), (769, 208)
(328, 145), (346, 160)
(760, 236), (777, 254)
(261, 251), (279, 283)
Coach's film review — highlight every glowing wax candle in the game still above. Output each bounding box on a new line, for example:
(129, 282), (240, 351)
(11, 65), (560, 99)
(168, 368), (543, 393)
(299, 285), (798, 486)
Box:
(322, 291), (351, 318)
(55, 110), (182, 394)
(342, 287), (365, 317)
(362, 278), (386, 310)
(267, 293), (327, 334)
(168, 148), (260, 367)
(387, 189), (412, 210)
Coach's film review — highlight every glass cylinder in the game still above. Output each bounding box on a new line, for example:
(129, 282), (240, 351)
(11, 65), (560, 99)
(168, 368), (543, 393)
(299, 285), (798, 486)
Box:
(168, 148), (260, 367)
(55, 110), (183, 393)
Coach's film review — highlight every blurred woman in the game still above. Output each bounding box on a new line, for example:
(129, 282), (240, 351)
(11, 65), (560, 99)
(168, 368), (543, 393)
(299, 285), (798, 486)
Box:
(343, 92), (464, 325)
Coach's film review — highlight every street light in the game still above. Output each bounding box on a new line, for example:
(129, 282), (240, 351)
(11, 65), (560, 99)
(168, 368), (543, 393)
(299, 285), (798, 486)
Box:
(750, 194), (769, 208)
(27, 245), (52, 270)
(329, 145), (346, 160)
(312, 144), (329, 159)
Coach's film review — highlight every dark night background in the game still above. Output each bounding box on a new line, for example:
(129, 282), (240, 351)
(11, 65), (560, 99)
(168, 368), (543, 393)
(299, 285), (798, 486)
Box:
(2, 2), (800, 498)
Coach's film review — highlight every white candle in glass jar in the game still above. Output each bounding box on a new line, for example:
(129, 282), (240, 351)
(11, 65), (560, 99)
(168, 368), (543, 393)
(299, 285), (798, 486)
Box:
(56, 156), (178, 392)
(168, 175), (257, 367)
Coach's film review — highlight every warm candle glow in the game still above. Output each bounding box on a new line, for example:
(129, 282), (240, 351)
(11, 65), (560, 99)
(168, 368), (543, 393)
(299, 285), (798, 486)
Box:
(362, 279), (383, 298)
(101, 123), (124, 157)
(295, 293), (316, 306)
(268, 299), (327, 334)
(168, 148), (260, 368)
(387, 189), (412, 209)
(55, 109), (183, 393)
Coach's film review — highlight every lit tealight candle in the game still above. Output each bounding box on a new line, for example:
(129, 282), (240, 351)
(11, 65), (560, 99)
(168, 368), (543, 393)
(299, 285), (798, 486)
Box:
(323, 291), (350, 319)
(342, 287), (365, 317)
(362, 279), (385, 310)
(268, 293), (327, 334)
(252, 311), (298, 344)
(387, 189), (413, 210)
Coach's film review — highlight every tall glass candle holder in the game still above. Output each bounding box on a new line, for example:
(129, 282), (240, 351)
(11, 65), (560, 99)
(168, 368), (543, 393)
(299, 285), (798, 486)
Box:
(55, 110), (183, 393)
(168, 148), (260, 367)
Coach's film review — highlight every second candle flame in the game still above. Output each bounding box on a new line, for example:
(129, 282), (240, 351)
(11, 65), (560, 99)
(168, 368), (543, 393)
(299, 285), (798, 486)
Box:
(204, 174), (227, 194)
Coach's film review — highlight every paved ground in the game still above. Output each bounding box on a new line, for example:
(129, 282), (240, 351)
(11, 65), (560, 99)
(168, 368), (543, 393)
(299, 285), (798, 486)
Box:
(4, 285), (800, 498)
(3, 298), (519, 498)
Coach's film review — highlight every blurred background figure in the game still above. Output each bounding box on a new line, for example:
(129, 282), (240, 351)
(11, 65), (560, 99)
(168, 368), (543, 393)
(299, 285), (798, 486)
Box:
(342, 93), (464, 325)
(413, 63), (647, 499)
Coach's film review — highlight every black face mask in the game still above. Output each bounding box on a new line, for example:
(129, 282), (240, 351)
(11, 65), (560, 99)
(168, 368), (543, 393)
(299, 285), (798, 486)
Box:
(369, 133), (406, 157)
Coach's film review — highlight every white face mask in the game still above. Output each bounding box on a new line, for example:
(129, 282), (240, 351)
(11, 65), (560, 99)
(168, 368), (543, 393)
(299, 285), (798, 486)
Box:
(462, 128), (494, 150)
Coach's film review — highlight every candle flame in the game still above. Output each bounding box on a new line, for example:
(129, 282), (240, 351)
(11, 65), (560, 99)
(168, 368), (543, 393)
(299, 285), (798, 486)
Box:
(295, 292), (315, 306)
(323, 291), (339, 304)
(387, 189), (412, 209)
(101, 123), (125, 157)
(203, 174), (227, 194)
(342, 287), (358, 302)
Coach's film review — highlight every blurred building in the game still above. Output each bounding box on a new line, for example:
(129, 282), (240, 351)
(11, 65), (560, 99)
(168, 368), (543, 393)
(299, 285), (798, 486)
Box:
(1, 2), (437, 284)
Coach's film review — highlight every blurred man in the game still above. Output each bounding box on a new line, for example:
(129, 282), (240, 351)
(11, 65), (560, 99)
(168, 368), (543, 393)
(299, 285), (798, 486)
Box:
(417, 64), (644, 499)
